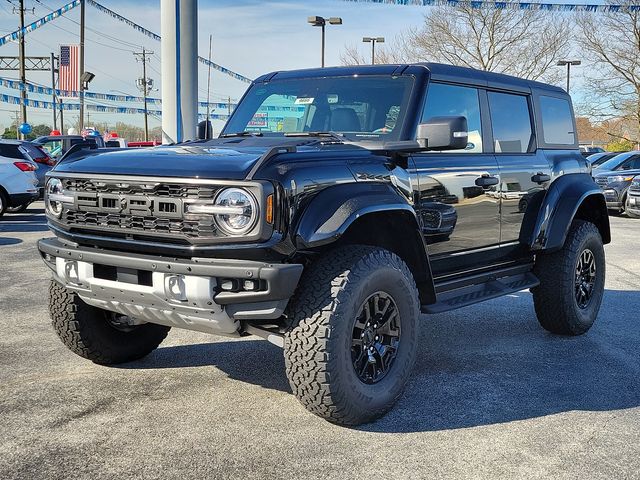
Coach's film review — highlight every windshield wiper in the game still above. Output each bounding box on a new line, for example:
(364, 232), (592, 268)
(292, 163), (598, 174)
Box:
(284, 131), (344, 142)
(220, 131), (263, 138)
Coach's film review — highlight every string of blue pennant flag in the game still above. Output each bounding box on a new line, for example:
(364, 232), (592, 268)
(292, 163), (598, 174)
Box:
(0, 92), (231, 120)
(0, 77), (309, 114)
(0, 0), (81, 47)
(0, 78), (237, 109)
(0, 0), (253, 84)
(340, 0), (639, 11)
(86, 0), (254, 84)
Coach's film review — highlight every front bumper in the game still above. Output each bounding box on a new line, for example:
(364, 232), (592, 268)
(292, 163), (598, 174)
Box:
(627, 192), (640, 215)
(603, 188), (623, 210)
(38, 237), (303, 336)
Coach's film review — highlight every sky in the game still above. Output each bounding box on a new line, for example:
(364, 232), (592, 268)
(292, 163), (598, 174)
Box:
(0, 0), (598, 135)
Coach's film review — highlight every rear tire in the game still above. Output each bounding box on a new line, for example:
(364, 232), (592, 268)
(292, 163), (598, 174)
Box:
(284, 246), (420, 425)
(532, 220), (605, 335)
(49, 280), (170, 365)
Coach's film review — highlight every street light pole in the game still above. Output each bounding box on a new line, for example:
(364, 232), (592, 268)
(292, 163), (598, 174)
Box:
(557, 60), (581, 94)
(308, 16), (342, 68)
(362, 37), (385, 65)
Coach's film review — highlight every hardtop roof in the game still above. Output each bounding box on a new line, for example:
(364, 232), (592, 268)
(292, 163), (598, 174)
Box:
(258, 62), (566, 95)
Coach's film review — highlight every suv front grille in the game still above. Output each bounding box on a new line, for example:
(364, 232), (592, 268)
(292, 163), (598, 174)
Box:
(63, 211), (215, 237)
(595, 177), (608, 188)
(57, 176), (229, 241)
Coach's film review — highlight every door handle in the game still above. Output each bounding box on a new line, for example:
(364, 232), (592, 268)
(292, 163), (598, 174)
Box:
(531, 173), (550, 184)
(475, 175), (499, 188)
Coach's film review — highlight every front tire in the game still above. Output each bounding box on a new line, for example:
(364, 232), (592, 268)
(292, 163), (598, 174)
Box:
(49, 280), (170, 365)
(532, 220), (605, 335)
(284, 246), (420, 425)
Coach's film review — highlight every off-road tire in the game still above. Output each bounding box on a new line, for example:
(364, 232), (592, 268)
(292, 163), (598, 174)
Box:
(532, 220), (605, 335)
(284, 246), (420, 425)
(49, 280), (170, 365)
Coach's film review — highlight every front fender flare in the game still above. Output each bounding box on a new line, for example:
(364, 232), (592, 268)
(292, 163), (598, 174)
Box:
(295, 182), (417, 249)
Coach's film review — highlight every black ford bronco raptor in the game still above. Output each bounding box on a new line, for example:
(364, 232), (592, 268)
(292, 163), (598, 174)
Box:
(39, 63), (610, 426)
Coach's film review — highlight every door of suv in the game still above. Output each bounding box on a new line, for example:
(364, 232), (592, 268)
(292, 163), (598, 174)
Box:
(485, 91), (552, 247)
(411, 82), (501, 276)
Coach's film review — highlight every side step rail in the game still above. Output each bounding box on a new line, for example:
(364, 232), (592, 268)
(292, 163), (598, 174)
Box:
(422, 267), (539, 314)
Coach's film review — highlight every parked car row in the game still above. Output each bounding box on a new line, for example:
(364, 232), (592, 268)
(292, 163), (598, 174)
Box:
(588, 150), (640, 218)
(0, 140), (42, 216)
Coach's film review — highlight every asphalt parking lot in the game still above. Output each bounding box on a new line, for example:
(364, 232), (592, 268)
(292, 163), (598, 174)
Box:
(1, 202), (639, 480)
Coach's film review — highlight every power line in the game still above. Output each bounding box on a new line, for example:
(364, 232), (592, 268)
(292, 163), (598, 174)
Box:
(33, 0), (143, 51)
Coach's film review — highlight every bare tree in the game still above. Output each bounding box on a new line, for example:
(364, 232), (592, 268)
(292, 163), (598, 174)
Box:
(577, 1), (640, 145)
(339, 42), (404, 66)
(342, 2), (570, 84)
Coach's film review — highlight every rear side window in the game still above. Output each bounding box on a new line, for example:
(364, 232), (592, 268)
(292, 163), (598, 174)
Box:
(0, 144), (24, 159)
(539, 96), (575, 145)
(487, 92), (533, 153)
(421, 83), (482, 153)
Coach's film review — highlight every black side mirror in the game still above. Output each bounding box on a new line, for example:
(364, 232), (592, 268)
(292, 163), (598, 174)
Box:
(417, 116), (468, 151)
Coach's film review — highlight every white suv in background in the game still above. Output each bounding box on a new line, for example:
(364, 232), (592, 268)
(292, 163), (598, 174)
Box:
(0, 140), (39, 217)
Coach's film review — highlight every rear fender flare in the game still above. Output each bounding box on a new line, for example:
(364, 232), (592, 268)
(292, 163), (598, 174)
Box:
(522, 173), (611, 252)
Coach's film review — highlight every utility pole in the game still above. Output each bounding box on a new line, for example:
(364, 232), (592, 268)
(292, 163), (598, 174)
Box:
(79, 0), (85, 130)
(134, 48), (154, 141)
(14, 0), (33, 138)
(50, 52), (58, 131)
(228, 96), (231, 117)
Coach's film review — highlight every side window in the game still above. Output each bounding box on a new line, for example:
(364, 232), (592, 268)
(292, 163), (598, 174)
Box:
(487, 92), (533, 154)
(421, 83), (482, 153)
(539, 95), (575, 145)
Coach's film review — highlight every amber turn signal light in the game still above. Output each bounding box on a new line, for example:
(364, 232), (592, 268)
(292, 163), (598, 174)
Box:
(266, 194), (274, 224)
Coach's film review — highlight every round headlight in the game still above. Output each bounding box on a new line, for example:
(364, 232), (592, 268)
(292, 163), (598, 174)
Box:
(45, 177), (64, 217)
(213, 188), (258, 235)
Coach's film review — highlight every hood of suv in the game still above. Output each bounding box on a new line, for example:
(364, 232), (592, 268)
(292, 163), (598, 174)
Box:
(51, 137), (365, 180)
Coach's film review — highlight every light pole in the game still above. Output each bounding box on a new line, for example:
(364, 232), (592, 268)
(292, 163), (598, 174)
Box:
(362, 37), (385, 65)
(557, 60), (581, 93)
(307, 16), (342, 68)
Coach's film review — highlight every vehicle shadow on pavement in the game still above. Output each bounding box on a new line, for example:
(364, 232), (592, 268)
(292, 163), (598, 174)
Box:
(0, 237), (22, 246)
(363, 288), (640, 433)
(0, 208), (49, 233)
(121, 289), (639, 433)
(122, 339), (292, 393)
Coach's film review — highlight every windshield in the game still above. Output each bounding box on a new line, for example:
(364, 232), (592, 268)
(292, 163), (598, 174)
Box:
(223, 75), (415, 141)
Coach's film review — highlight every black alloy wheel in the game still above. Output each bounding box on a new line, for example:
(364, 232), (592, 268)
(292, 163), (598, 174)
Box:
(351, 291), (401, 384)
(575, 248), (597, 309)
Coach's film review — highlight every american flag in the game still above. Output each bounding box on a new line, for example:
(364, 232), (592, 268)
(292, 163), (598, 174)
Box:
(59, 45), (79, 95)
